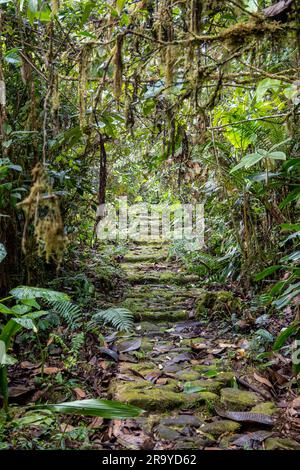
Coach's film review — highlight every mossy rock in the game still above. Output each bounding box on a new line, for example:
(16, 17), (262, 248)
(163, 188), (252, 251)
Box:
(181, 337), (206, 346)
(173, 437), (210, 449)
(251, 402), (278, 416)
(160, 415), (202, 427)
(111, 380), (184, 411)
(200, 420), (241, 436)
(111, 378), (218, 412)
(123, 254), (167, 263)
(217, 371), (235, 385)
(190, 365), (235, 384)
(125, 362), (156, 376)
(155, 424), (181, 441)
(265, 437), (300, 450)
(127, 271), (199, 285)
(133, 309), (188, 322)
(175, 370), (200, 381)
(138, 322), (164, 333)
(185, 391), (219, 408)
(220, 387), (263, 410)
(185, 379), (223, 393)
(195, 290), (241, 319)
(140, 338), (154, 352)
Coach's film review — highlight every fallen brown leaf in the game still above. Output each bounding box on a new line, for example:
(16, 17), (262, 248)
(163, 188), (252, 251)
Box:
(253, 372), (273, 388)
(43, 367), (62, 375)
(73, 387), (86, 399)
(88, 417), (104, 429)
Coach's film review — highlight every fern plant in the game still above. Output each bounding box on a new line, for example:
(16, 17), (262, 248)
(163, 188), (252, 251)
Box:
(48, 301), (82, 330)
(89, 308), (134, 333)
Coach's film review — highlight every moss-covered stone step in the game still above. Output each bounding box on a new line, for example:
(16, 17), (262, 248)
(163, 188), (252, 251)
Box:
(200, 420), (241, 436)
(110, 378), (218, 411)
(130, 286), (204, 299)
(220, 388), (263, 411)
(123, 254), (168, 263)
(133, 309), (188, 322)
(121, 298), (189, 312)
(127, 271), (200, 285)
(121, 262), (173, 271)
(264, 437), (300, 450)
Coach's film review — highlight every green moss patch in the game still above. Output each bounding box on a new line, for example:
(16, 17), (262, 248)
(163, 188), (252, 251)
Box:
(220, 388), (263, 410)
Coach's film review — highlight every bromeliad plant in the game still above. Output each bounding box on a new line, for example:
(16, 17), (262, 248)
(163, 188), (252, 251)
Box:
(0, 286), (141, 420)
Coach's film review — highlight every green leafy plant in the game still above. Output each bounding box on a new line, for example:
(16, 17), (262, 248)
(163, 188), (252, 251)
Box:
(0, 286), (69, 413)
(230, 140), (289, 174)
(255, 224), (300, 371)
(36, 398), (142, 419)
(0, 286), (140, 421)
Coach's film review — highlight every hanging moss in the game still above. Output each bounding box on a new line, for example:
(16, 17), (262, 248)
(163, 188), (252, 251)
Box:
(18, 164), (68, 265)
(113, 34), (124, 102)
(78, 44), (92, 128)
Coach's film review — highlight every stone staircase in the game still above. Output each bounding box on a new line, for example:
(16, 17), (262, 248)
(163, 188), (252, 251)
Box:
(108, 242), (287, 450)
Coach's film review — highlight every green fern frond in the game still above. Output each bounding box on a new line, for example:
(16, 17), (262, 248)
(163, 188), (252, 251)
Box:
(89, 308), (134, 332)
(49, 301), (82, 330)
(71, 332), (85, 354)
(10, 286), (70, 302)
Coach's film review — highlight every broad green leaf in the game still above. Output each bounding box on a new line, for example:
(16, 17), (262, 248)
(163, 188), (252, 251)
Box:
(10, 286), (70, 302)
(0, 340), (6, 365)
(280, 223), (300, 232)
(255, 265), (282, 281)
(116, 0), (126, 14)
(21, 298), (41, 309)
(80, 1), (96, 26)
(11, 304), (32, 315)
(0, 303), (14, 314)
(273, 321), (300, 350)
(230, 153), (264, 173)
(269, 138), (291, 152)
(273, 281), (300, 309)
(28, 0), (38, 13)
(23, 310), (48, 320)
(256, 78), (281, 101)
(279, 188), (300, 209)
(0, 340), (17, 366)
(37, 399), (143, 419)
(4, 49), (21, 66)
(244, 0), (258, 12)
(183, 382), (206, 394)
(27, 0), (39, 24)
(244, 153), (265, 168)
(267, 151), (286, 161)
(13, 317), (37, 332)
(283, 158), (300, 172)
(281, 251), (300, 262)
(0, 319), (21, 347)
